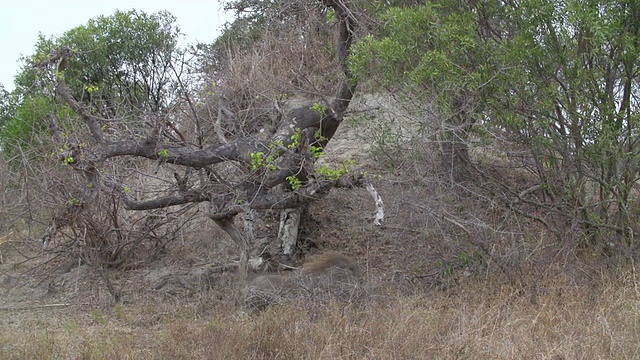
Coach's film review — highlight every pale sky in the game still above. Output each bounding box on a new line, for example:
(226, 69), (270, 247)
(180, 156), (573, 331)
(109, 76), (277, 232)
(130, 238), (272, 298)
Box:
(0, 0), (234, 91)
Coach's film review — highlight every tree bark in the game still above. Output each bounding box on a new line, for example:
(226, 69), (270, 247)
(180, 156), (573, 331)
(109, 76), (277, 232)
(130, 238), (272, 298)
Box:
(278, 208), (301, 257)
(40, 0), (364, 282)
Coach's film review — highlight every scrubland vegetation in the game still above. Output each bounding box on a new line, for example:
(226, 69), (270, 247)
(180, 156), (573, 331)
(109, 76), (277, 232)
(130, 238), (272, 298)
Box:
(2, 274), (639, 359)
(2, 0), (640, 358)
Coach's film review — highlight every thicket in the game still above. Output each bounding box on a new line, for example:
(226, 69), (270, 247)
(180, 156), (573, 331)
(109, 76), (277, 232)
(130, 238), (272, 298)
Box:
(1, 0), (639, 298)
(350, 0), (640, 256)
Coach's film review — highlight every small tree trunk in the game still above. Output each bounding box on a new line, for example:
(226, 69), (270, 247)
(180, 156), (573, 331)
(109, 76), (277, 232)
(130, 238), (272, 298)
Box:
(441, 136), (470, 181)
(440, 94), (474, 182)
(213, 216), (250, 279)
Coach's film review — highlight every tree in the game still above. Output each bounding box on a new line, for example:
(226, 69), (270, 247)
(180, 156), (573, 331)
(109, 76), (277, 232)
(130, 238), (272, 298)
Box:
(0, 11), (197, 297)
(351, 0), (640, 251)
(494, 0), (640, 249)
(350, 2), (498, 181)
(16, 10), (183, 114)
(10, 0), (381, 288)
(2, 10), (185, 165)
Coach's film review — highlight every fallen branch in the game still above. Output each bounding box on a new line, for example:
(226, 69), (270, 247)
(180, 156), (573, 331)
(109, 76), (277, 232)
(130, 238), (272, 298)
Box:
(365, 181), (384, 226)
(0, 303), (81, 311)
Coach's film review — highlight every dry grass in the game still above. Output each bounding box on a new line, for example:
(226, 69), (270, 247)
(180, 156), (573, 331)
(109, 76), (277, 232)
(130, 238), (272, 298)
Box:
(1, 272), (638, 360)
(3, 138), (638, 359)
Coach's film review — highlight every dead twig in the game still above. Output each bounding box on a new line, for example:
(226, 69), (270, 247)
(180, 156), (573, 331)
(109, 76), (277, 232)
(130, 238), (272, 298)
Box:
(0, 303), (87, 311)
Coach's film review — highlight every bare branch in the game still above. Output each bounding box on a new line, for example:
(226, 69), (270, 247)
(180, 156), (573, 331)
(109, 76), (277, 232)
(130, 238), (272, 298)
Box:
(122, 193), (209, 211)
(365, 182), (384, 226)
(55, 81), (105, 143)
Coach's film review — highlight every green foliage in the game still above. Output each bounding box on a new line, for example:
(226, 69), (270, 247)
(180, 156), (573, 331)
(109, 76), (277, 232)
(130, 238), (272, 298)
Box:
(62, 321), (79, 331)
(2, 9), (184, 167)
(84, 84), (99, 93)
(0, 95), (75, 166)
(487, 0), (640, 243)
(310, 103), (329, 117)
(0, 85), (15, 133)
(250, 151), (277, 172)
(63, 156), (76, 165)
(251, 129), (311, 172)
(351, 0), (640, 247)
(435, 250), (487, 278)
(284, 159), (353, 190)
(250, 151), (265, 171)
(309, 145), (324, 159)
(289, 128), (303, 149)
(286, 175), (303, 190)
(325, 8), (336, 24)
(113, 303), (127, 321)
(351, 3), (487, 97)
(317, 160), (354, 181)
(15, 10), (182, 116)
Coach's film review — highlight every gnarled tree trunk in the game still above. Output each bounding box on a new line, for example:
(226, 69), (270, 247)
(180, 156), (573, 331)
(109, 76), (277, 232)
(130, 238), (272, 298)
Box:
(37, 0), (382, 287)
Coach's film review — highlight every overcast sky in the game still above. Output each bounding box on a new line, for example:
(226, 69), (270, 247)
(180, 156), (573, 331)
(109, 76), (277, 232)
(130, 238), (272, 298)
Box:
(0, 0), (234, 91)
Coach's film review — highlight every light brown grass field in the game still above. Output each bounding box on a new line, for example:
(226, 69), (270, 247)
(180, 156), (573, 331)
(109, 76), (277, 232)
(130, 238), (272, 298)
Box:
(1, 268), (638, 360)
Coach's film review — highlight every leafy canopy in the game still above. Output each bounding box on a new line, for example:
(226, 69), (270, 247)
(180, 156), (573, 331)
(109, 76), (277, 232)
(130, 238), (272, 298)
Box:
(350, 0), (640, 244)
(1, 10), (184, 165)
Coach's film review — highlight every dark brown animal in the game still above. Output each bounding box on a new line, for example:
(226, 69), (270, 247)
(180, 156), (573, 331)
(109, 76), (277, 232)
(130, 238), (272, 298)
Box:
(243, 252), (362, 312)
(302, 252), (361, 276)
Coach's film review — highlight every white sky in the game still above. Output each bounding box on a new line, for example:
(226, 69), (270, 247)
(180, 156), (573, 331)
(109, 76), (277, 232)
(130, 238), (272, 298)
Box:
(0, 0), (234, 92)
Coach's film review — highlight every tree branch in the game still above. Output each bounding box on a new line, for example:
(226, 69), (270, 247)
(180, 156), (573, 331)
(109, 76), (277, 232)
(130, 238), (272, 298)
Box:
(55, 81), (105, 143)
(122, 192), (210, 211)
(43, 0), (362, 230)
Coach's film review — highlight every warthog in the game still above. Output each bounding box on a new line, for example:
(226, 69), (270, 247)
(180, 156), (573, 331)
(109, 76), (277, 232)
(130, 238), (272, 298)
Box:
(243, 252), (362, 312)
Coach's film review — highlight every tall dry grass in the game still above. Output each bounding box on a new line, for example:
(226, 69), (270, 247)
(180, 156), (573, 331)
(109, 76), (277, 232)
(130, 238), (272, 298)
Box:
(1, 271), (638, 359)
